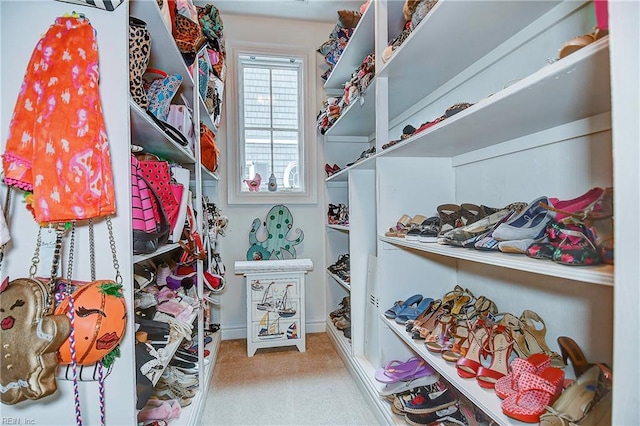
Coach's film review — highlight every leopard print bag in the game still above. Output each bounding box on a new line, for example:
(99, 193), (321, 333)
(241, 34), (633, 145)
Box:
(173, 13), (206, 54)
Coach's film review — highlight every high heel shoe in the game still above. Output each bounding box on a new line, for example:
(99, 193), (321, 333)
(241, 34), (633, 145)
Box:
(556, 336), (612, 381)
(424, 312), (454, 353)
(410, 300), (451, 340)
(440, 295), (498, 361)
(441, 285), (475, 316)
(476, 323), (514, 389)
(455, 319), (490, 378)
(406, 299), (440, 332)
(507, 310), (564, 368)
(539, 365), (612, 426)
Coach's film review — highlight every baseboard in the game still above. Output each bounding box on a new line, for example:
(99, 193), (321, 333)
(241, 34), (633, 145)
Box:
(220, 319), (327, 341)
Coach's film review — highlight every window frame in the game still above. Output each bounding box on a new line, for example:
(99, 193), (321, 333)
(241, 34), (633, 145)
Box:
(226, 42), (317, 205)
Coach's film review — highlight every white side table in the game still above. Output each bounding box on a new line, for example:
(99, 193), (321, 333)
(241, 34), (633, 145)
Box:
(234, 259), (313, 357)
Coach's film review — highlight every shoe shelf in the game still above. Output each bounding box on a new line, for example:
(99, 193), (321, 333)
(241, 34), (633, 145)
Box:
(175, 331), (221, 426)
(326, 170), (349, 182)
(383, 316), (519, 426)
(148, 310), (200, 387)
(130, 101), (197, 164)
(326, 321), (404, 425)
(327, 270), (351, 292)
(130, 0), (217, 132)
(132, 241), (183, 264)
(326, 317), (352, 350)
(323, 2), (375, 90)
(380, 0), (563, 123)
(380, 37), (611, 160)
(379, 235), (613, 287)
(324, 79), (377, 137)
(327, 223), (349, 232)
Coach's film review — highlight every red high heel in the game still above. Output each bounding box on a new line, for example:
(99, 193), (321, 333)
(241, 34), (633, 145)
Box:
(476, 323), (514, 389)
(455, 318), (490, 378)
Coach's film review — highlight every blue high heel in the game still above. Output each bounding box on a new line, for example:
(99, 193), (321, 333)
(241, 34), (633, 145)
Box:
(395, 297), (435, 324)
(384, 294), (423, 319)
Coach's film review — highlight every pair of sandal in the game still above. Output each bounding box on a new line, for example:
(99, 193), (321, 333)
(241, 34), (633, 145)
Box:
(327, 253), (350, 282)
(385, 214), (428, 238)
(327, 203), (349, 225)
(436, 203), (494, 237)
(374, 356), (436, 384)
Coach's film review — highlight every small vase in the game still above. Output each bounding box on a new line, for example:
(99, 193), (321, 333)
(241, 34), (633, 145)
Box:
(268, 173), (277, 192)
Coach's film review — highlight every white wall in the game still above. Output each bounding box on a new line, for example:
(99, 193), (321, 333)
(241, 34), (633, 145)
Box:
(1, 1), (136, 424)
(214, 13), (335, 339)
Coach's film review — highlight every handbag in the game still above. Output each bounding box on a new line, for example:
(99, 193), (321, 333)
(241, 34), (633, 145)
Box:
(166, 104), (196, 151)
(54, 0), (123, 11)
(131, 155), (171, 255)
(0, 224), (72, 405)
(173, 12), (207, 54)
(0, 277), (71, 404)
(143, 69), (183, 122)
(136, 154), (183, 231)
(199, 123), (219, 173)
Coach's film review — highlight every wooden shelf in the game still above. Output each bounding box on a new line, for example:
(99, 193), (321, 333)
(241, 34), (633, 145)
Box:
(383, 317), (524, 426)
(380, 0), (563, 123)
(380, 38), (611, 159)
(130, 101), (197, 164)
(327, 270), (351, 292)
(324, 79), (376, 137)
(327, 224), (350, 232)
(130, 0), (217, 132)
(133, 242), (183, 264)
(324, 3), (375, 90)
(379, 235), (613, 286)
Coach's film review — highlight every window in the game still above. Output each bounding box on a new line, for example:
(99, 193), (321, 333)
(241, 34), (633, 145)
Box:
(240, 54), (302, 193)
(227, 45), (316, 204)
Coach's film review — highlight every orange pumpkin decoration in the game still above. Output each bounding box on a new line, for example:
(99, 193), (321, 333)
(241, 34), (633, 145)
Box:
(55, 280), (127, 365)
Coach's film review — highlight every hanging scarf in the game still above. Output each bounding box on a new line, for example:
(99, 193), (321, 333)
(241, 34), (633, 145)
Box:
(2, 16), (116, 222)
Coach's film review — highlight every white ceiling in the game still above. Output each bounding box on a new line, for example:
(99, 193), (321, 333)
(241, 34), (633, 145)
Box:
(200, 0), (367, 24)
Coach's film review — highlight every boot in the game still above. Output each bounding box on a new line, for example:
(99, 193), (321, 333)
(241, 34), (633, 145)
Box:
(129, 17), (151, 109)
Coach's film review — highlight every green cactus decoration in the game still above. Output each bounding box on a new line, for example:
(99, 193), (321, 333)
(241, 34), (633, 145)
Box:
(247, 204), (304, 260)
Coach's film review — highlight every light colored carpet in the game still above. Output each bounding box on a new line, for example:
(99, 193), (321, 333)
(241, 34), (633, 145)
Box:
(200, 333), (382, 425)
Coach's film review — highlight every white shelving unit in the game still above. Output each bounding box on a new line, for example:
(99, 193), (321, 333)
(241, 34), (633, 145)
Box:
(0, 1), (224, 424)
(129, 0), (224, 424)
(322, 0), (637, 424)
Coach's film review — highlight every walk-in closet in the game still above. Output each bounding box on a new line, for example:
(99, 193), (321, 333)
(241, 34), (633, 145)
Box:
(0, 0), (637, 425)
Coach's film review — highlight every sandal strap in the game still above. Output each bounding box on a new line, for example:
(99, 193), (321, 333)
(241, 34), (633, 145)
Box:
(517, 371), (556, 394)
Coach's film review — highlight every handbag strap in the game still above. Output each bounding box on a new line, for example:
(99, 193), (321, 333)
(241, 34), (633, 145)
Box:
(0, 187), (12, 271)
(144, 68), (169, 79)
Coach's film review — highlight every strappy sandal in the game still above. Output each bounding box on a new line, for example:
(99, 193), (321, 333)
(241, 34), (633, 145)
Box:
(437, 204), (462, 236)
(441, 285), (475, 316)
(459, 203), (484, 226)
(405, 299), (441, 332)
(424, 312), (454, 353)
(397, 214), (428, 238)
(507, 310), (564, 368)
